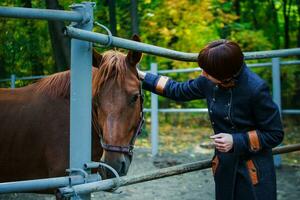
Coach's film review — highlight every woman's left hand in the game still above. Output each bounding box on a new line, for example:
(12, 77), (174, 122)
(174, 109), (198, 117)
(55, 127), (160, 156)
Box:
(210, 133), (233, 152)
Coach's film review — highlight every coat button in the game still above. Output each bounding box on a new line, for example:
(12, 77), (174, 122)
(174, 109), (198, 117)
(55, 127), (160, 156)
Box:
(213, 98), (216, 101)
(224, 116), (229, 120)
(212, 122), (215, 125)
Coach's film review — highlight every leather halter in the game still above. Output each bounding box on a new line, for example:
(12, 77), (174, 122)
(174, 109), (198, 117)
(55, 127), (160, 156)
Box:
(99, 75), (144, 155)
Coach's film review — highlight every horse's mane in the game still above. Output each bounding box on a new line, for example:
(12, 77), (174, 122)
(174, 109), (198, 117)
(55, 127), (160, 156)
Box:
(35, 70), (71, 98)
(35, 50), (127, 99)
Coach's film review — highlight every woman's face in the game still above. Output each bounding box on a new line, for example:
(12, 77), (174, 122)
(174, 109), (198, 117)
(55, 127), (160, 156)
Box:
(201, 70), (221, 84)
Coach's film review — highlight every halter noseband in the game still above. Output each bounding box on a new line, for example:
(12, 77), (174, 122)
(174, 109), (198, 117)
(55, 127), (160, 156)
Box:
(99, 75), (145, 155)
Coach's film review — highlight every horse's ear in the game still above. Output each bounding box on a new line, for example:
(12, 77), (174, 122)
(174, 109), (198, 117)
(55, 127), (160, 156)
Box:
(93, 48), (103, 68)
(126, 34), (142, 66)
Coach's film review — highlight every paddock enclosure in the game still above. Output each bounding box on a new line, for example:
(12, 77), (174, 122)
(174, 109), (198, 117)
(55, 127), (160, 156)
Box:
(1, 2), (300, 200)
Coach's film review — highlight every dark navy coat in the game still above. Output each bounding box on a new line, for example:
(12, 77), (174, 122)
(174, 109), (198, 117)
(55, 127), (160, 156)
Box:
(142, 64), (284, 200)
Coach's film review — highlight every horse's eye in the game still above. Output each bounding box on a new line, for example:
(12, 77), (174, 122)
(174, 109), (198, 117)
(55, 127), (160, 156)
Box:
(130, 94), (139, 105)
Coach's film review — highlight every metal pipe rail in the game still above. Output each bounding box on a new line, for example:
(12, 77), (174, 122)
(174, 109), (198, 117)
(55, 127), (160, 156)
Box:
(143, 108), (300, 115)
(64, 26), (195, 61)
(1, 60), (299, 83)
(64, 26), (300, 62)
(157, 60), (300, 74)
(57, 143), (300, 198)
(0, 174), (100, 194)
(0, 6), (83, 22)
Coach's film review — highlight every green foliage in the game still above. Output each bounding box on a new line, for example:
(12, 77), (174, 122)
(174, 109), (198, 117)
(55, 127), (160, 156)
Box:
(0, 0), (299, 114)
(229, 30), (273, 51)
(140, 0), (219, 70)
(0, 0), (53, 78)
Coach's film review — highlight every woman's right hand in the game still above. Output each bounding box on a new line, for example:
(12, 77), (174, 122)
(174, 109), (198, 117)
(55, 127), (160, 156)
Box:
(210, 133), (233, 152)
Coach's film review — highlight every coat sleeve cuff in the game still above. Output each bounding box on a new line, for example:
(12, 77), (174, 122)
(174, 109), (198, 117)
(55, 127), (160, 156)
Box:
(232, 130), (262, 155)
(247, 130), (262, 152)
(142, 73), (169, 94)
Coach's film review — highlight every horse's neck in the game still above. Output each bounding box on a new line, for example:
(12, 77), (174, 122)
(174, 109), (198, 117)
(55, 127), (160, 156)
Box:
(0, 85), (35, 100)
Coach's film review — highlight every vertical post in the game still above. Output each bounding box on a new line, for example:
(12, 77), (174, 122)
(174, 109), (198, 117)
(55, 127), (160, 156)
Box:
(272, 57), (282, 167)
(10, 74), (16, 88)
(272, 57), (282, 113)
(69, 2), (94, 200)
(151, 63), (159, 157)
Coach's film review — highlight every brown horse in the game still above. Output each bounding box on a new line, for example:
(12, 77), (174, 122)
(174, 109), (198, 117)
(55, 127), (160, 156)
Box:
(0, 39), (143, 189)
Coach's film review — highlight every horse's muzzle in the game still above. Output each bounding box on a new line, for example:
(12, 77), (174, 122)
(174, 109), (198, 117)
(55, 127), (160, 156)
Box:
(99, 151), (132, 179)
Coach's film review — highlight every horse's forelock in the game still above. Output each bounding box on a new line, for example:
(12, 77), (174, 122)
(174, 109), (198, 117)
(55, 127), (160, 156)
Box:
(92, 50), (128, 96)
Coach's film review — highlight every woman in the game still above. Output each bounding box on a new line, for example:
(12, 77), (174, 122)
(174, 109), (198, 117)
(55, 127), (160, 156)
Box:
(138, 40), (284, 200)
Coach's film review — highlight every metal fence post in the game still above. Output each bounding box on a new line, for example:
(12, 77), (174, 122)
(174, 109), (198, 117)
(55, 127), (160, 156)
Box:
(10, 74), (16, 88)
(151, 63), (159, 157)
(272, 57), (282, 167)
(70, 2), (94, 200)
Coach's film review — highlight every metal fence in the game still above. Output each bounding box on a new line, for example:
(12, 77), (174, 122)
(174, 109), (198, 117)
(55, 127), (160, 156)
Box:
(0, 1), (300, 199)
(1, 59), (300, 159)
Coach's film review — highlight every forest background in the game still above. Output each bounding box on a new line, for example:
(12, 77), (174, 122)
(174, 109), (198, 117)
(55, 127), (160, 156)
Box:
(0, 0), (299, 163)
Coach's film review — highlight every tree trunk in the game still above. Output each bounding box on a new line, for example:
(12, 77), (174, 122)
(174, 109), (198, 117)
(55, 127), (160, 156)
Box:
(233, 0), (240, 22)
(250, 0), (258, 29)
(0, 20), (7, 78)
(108, 0), (117, 36)
(297, 0), (300, 48)
(0, 55), (5, 79)
(269, 0), (280, 49)
(45, 0), (70, 72)
(283, 0), (292, 48)
(130, 0), (139, 35)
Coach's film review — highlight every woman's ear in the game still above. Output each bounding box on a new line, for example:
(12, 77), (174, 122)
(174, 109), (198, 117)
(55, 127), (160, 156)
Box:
(93, 48), (103, 68)
(126, 34), (142, 66)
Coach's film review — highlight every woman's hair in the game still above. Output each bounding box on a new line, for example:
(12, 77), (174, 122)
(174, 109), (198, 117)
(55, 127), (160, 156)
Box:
(197, 39), (244, 82)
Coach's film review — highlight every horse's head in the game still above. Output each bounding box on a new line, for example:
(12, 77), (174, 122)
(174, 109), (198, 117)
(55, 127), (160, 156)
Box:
(92, 36), (143, 178)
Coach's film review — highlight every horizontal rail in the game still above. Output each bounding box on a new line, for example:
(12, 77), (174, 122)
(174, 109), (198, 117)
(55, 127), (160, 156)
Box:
(57, 143), (300, 198)
(246, 49), (300, 60)
(272, 143), (300, 155)
(281, 60), (300, 65)
(143, 108), (300, 115)
(158, 60), (300, 74)
(0, 75), (48, 82)
(0, 174), (100, 194)
(0, 78), (10, 82)
(0, 6), (83, 22)
(282, 109), (300, 114)
(64, 26), (195, 61)
(18, 75), (49, 80)
(0, 59), (299, 82)
(64, 26), (300, 62)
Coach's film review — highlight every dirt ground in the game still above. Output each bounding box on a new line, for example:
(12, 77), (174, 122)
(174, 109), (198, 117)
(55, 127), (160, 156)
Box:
(0, 147), (299, 200)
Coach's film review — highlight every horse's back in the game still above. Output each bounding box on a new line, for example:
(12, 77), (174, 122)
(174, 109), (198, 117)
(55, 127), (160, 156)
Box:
(0, 86), (70, 182)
